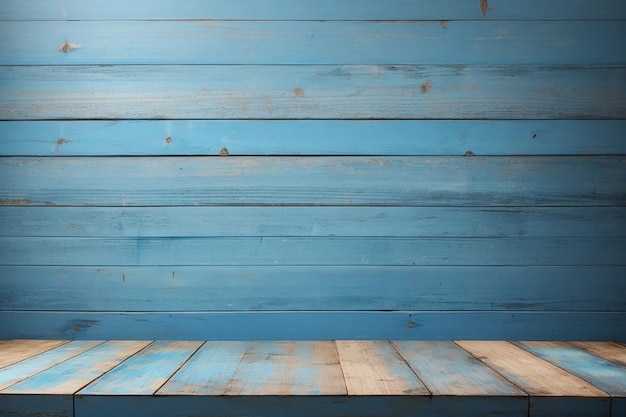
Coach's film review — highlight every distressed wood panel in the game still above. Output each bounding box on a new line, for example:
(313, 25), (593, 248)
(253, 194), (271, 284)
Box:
(2, 156), (624, 207)
(3, 207), (625, 238)
(3, 21), (625, 65)
(1, 340), (151, 394)
(0, 340), (68, 369)
(3, 120), (625, 157)
(1, 266), (625, 312)
(569, 342), (626, 368)
(2, 65), (625, 120)
(0, 341), (102, 391)
(0, 311), (624, 341)
(225, 341), (346, 395)
(78, 341), (202, 395)
(2, 236), (624, 266)
(457, 341), (610, 417)
(3, 0), (626, 20)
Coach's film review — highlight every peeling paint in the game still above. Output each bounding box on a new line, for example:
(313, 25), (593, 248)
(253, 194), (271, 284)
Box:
(480, 0), (489, 16)
(59, 40), (80, 53)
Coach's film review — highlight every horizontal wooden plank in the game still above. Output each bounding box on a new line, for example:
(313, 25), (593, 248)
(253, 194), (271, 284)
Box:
(1, 65), (625, 120)
(0, 393), (73, 417)
(78, 341), (202, 395)
(3, 21), (624, 65)
(2, 156), (624, 207)
(0, 341), (102, 390)
(3, 0), (626, 20)
(1, 340), (151, 394)
(2, 120), (626, 157)
(2, 236), (624, 267)
(0, 311), (624, 341)
(1, 266), (624, 312)
(0, 340), (68, 369)
(3, 207), (625, 238)
(225, 341), (346, 395)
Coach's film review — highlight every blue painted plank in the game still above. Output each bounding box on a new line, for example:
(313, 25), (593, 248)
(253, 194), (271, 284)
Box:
(1, 266), (624, 312)
(2, 236), (624, 266)
(0, 340), (102, 390)
(3, 0), (625, 20)
(3, 21), (625, 65)
(0, 311), (623, 341)
(1, 120), (626, 157)
(157, 341), (250, 395)
(78, 341), (203, 395)
(3, 207), (624, 238)
(2, 156), (624, 207)
(2, 65), (625, 120)
(0, 393), (72, 417)
(0, 340), (68, 369)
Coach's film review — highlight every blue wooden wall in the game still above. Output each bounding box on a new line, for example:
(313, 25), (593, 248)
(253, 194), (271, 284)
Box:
(0, 0), (625, 341)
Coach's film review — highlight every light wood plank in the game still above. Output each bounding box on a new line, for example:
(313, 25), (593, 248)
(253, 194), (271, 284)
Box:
(3, 0), (625, 20)
(570, 342), (626, 368)
(78, 341), (202, 395)
(225, 341), (346, 395)
(392, 341), (524, 396)
(457, 341), (607, 397)
(0, 340), (102, 390)
(157, 341), (249, 396)
(336, 340), (428, 396)
(0, 340), (68, 369)
(2, 340), (150, 394)
(3, 120), (625, 157)
(2, 65), (625, 120)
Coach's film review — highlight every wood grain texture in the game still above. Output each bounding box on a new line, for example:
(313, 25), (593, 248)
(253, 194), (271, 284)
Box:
(0, 340), (68, 369)
(0, 341), (102, 390)
(3, 206), (625, 238)
(3, 120), (625, 157)
(2, 341), (151, 394)
(2, 65), (625, 120)
(2, 156), (624, 207)
(157, 341), (249, 396)
(225, 341), (346, 395)
(336, 341), (428, 395)
(2, 0), (625, 20)
(2, 266), (623, 312)
(78, 341), (202, 395)
(3, 21), (624, 65)
(392, 341), (525, 396)
(569, 342), (626, 368)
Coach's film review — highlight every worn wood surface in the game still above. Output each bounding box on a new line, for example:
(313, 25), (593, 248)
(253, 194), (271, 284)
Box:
(570, 342), (626, 368)
(2, 65), (625, 120)
(0, 340), (68, 369)
(3, 0), (626, 20)
(3, 120), (625, 157)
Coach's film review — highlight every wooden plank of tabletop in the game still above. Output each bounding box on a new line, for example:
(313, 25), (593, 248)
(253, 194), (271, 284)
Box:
(78, 341), (202, 395)
(0, 340), (102, 391)
(225, 341), (346, 395)
(569, 342), (626, 368)
(157, 341), (249, 396)
(457, 341), (610, 417)
(0, 340), (69, 369)
(336, 340), (429, 396)
(2, 340), (150, 394)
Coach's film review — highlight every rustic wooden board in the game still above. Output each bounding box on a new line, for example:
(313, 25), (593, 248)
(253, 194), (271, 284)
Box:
(569, 342), (626, 368)
(3, 21), (625, 65)
(4, 312), (623, 341)
(457, 341), (610, 417)
(157, 341), (249, 396)
(2, 156), (624, 207)
(3, 120), (625, 157)
(3, 0), (625, 20)
(225, 341), (346, 395)
(78, 341), (202, 395)
(392, 341), (525, 396)
(0, 393), (73, 417)
(0, 340), (68, 369)
(2, 65), (625, 120)
(336, 340), (428, 395)
(2, 266), (624, 312)
(0, 341), (102, 391)
(3, 206), (625, 238)
(1, 340), (150, 394)
(2, 236), (623, 266)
